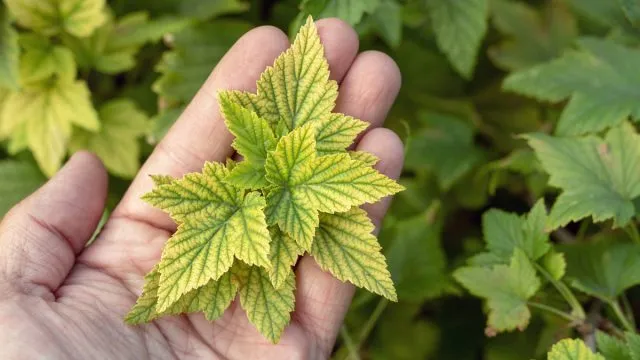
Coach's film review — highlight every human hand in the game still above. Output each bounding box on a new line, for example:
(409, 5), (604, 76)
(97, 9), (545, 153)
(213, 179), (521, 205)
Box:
(0, 19), (403, 360)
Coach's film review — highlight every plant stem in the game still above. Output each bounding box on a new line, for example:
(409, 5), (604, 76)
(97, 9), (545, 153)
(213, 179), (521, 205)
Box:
(607, 299), (636, 332)
(356, 299), (389, 348)
(340, 326), (360, 360)
(534, 263), (586, 320)
(528, 301), (583, 323)
(625, 223), (640, 244)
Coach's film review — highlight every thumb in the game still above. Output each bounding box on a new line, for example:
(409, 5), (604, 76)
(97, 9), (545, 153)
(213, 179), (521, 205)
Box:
(0, 152), (108, 298)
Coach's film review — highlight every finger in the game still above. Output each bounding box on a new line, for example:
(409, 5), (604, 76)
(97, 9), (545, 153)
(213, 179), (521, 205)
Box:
(0, 152), (107, 298)
(295, 128), (404, 355)
(316, 18), (359, 82)
(335, 51), (402, 132)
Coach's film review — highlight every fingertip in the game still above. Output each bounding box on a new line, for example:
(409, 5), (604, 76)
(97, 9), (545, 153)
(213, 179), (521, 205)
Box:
(357, 128), (404, 180)
(356, 128), (404, 229)
(315, 18), (359, 82)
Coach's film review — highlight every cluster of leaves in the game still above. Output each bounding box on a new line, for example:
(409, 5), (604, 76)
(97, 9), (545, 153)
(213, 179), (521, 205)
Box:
(3, 0), (640, 358)
(124, 18), (403, 343)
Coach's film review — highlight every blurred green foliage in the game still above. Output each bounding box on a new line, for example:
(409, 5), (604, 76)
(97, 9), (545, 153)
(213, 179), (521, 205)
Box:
(2, 0), (640, 358)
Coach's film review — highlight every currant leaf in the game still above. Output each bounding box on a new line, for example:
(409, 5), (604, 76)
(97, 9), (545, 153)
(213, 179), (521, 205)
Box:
(235, 263), (296, 344)
(526, 122), (640, 229)
(311, 208), (397, 301)
(255, 16), (338, 132)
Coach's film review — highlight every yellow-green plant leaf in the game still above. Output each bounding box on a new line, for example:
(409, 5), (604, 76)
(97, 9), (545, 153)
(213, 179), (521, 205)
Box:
(218, 94), (276, 189)
(5, 0), (107, 37)
(63, 11), (191, 75)
(349, 151), (379, 167)
(0, 79), (99, 177)
(70, 99), (149, 178)
(311, 208), (397, 301)
(0, 5), (19, 90)
(314, 113), (368, 155)
(125, 266), (238, 324)
(548, 339), (605, 360)
(454, 249), (541, 334)
(18, 35), (76, 85)
(143, 162), (271, 311)
(268, 226), (305, 289)
(235, 263), (296, 343)
(265, 124), (403, 247)
(255, 16), (338, 132)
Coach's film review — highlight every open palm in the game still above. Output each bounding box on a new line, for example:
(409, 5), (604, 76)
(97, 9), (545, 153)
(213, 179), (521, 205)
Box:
(0, 19), (403, 360)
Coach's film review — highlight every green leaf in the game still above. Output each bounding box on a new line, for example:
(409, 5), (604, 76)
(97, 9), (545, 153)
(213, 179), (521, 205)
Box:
(504, 38), (640, 136)
(405, 112), (485, 190)
(267, 226), (305, 289)
(218, 94), (276, 189)
(370, 0), (403, 48)
(542, 250), (566, 281)
(426, 0), (489, 78)
(63, 12), (191, 74)
(0, 79), (99, 177)
(385, 212), (449, 302)
(548, 338), (605, 360)
(349, 151), (379, 167)
(489, 0), (577, 71)
(143, 163), (271, 311)
(265, 124), (404, 247)
(70, 99), (149, 179)
(526, 122), (640, 229)
(596, 331), (630, 360)
(0, 5), (19, 89)
(0, 159), (46, 217)
(300, 0), (381, 25)
(256, 16), (338, 132)
(561, 240), (640, 301)
(311, 208), (397, 301)
(153, 20), (251, 104)
(5, 0), (107, 37)
(177, 0), (248, 20)
(476, 200), (550, 262)
(620, 0), (640, 28)
(454, 249), (541, 333)
(235, 263), (296, 344)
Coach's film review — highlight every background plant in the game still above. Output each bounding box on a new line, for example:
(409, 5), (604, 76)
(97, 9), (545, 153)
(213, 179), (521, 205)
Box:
(2, 0), (640, 358)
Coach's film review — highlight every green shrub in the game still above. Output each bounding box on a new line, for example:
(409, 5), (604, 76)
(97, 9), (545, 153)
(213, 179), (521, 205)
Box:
(2, 0), (640, 358)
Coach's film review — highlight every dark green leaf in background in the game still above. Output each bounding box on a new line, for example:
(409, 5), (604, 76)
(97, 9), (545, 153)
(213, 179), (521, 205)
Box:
(0, 159), (46, 217)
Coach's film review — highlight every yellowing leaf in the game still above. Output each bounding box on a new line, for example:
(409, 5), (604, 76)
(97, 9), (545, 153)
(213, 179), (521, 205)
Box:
(311, 208), (397, 301)
(219, 94), (276, 189)
(70, 99), (149, 178)
(256, 16), (338, 132)
(265, 124), (403, 247)
(547, 339), (605, 360)
(349, 151), (379, 167)
(235, 263), (296, 343)
(18, 35), (76, 85)
(63, 12), (191, 75)
(268, 226), (305, 289)
(0, 79), (99, 177)
(315, 113), (368, 155)
(125, 266), (238, 324)
(5, 0), (107, 37)
(143, 163), (270, 311)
